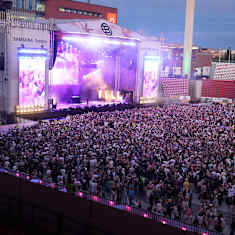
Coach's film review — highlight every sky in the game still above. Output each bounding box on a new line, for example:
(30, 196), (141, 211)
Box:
(77, 0), (235, 49)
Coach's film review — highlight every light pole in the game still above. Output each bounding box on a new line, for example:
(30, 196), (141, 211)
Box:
(183, 0), (195, 78)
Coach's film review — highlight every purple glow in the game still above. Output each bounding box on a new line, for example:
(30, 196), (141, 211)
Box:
(181, 227), (187, 231)
(39, 180), (43, 184)
(78, 192), (83, 197)
(125, 205), (131, 211)
(93, 196), (98, 201)
(109, 200), (114, 206)
(26, 176), (30, 180)
(62, 36), (134, 47)
(19, 56), (45, 107)
(16, 173), (20, 177)
(18, 48), (47, 56)
(50, 38), (137, 103)
(143, 56), (160, 98)
(202, 233), (208, 235)
(50, 183), (56, 188)
(161, 220), (167, 225)
(143, 213), (148, 218)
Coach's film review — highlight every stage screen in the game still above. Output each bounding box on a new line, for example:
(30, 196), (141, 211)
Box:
(19, 56), (46, 106)
(143, 56), (160, 98)
(50, 37), (137, 103)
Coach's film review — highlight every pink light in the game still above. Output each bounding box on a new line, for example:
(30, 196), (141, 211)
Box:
(77, 192), (83, 197)
(39, 180), (42, 184)
(161, 220), (167, 225)
(50, 183), (56, 188)
(93, 196), (98, 201)
(26, 176), (30, 180)
(125, 205), (131, 211)
(181, 227), (187, 231)
(202, 233), (208, 235)
(143, 213), (148, 218)
(16, 173), (20, 177)
(109, 200), (114, 206)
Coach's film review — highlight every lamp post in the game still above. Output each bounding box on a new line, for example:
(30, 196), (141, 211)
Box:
(183, 0), (195, 79)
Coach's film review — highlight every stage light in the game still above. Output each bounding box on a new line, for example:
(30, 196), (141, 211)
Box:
(16, 173), (20, 177)
(143, 213), (148, 218)
(125, 205), (131, 211)
(26, 176), (30, 180)
(18, 48), (47, 55)
(77, 192), (83, 197)
(202, 233), (208, 235)
(161, 220), (167, 225)
(109, 200), (114, 206)
(122, 41), (136, 46)
(181, 227), (187, 231)
(93, 196), (98, 201)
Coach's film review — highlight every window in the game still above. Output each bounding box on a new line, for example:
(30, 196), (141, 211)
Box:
(58, 7), (103, 18)
(22, 0), (25, 9)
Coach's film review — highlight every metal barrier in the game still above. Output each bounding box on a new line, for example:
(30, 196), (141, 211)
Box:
(0, 168), (222, 235)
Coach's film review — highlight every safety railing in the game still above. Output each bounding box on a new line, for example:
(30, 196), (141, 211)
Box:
(0, 168), (222, 235)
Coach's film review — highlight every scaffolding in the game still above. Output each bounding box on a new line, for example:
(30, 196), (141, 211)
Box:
(0, 9), (55, 123)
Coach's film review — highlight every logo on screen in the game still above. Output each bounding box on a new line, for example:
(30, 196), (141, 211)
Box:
(101, 23), (112, 36)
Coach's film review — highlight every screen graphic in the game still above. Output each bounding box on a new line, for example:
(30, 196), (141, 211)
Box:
(143, 56), (160, 98)
(19, 56), (46, 106)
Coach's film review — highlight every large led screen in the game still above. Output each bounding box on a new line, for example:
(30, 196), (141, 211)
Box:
(19, 56), (46, 106)
(50, 37), (137, 103)
(143, 56), (160, 98)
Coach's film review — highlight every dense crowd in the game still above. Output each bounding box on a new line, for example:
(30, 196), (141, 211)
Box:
(0, 103), (234, 234)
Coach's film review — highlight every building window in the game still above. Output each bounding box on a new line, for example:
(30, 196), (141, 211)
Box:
(22, 0), (25, 9)
(59, 7), (103, 18)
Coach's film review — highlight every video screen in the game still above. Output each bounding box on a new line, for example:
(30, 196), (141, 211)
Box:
(19, 56), (46, 106)
(143, 56), (160, 98)
(50, 37), (137, 103)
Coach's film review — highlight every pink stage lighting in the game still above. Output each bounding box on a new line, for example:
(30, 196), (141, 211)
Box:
(181, 227), (187, 231)
(161, 220), (167, 225)
(50, 183), (56, 189)
(109, 200), (114, 206)
(39, 180), (43, 184)
(93, 196), (98, 201)
(16, 173), (20, 177)
(62, 36), (136, 47)
(26, 176), (30, 180)
(202, 233), (208, 235)
(77, 192), (83, 197)
(125, 205), (131, 211)
(143, 213), (148, 218)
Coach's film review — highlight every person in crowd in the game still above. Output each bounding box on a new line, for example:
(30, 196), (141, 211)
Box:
(0, 103), (234, 232)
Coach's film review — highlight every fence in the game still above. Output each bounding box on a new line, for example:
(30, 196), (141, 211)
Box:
(0, 168), (222, 235)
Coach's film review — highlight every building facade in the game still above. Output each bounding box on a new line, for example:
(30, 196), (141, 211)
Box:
(11, 0), (117, 23)
(45, 0), (117, 24)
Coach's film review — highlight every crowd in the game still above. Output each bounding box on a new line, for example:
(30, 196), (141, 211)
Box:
(0, 103), (234, 234)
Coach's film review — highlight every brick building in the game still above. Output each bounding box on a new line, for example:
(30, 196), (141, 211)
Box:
(10, 0), (118, 23)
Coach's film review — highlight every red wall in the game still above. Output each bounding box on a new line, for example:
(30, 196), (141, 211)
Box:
(45, 0), (118, 23)
(201, 80), (235, 98)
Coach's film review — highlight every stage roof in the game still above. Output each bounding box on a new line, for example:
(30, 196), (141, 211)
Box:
(54, 19), (146, 41)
